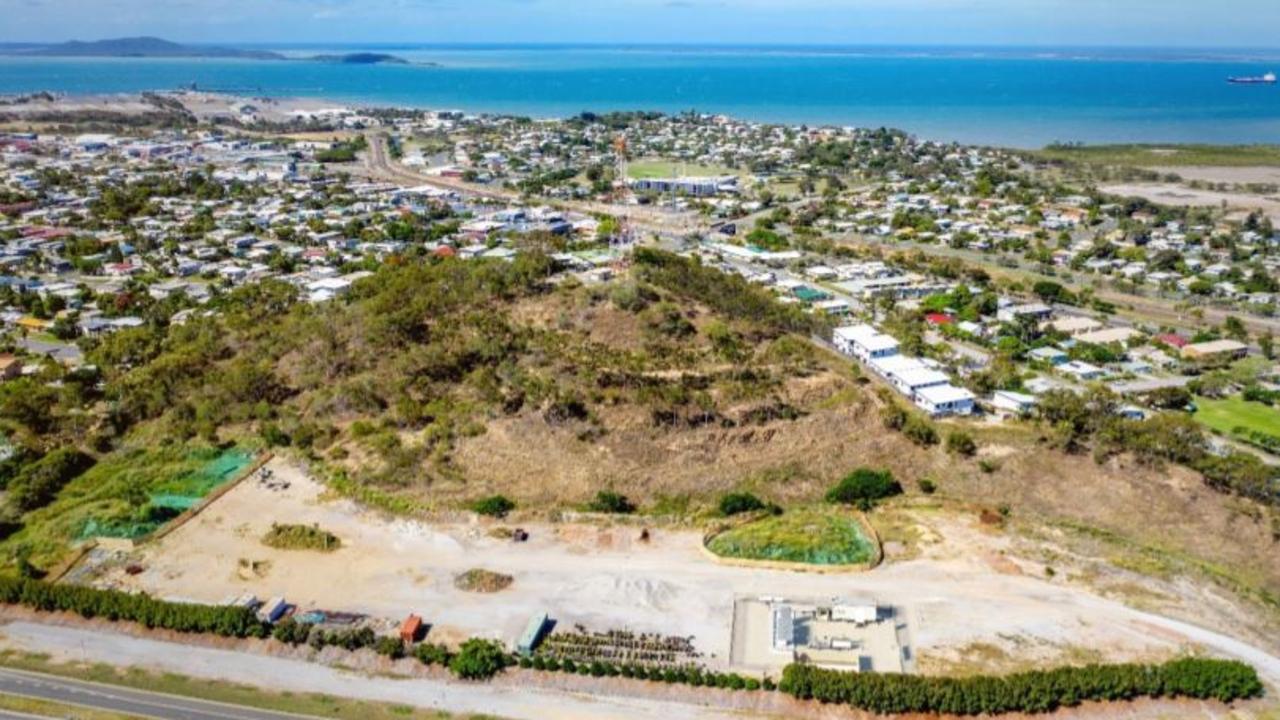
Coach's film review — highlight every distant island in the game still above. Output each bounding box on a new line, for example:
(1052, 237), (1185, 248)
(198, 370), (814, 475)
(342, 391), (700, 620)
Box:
(0, 38), (419, 66)
(308, 52), (412, 66)
(5, 37), (285, 61)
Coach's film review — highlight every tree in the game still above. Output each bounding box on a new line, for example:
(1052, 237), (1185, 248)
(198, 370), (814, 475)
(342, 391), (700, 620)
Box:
(1223, 315), (1249, 343)
(718, 492), (766, 517)
(825, 468), (902, 507)
(1147, 386), (1192, 411)
(471, 495), (515, 519)
(449, 638), (508, 680)
(588, 491), (635, 514)
(7, 449), (94, 514)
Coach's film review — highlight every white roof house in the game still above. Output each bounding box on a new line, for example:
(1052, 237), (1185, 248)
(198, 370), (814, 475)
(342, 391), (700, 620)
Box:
(1060, 360), (1105, 381)
(992, 390), (1037, 414)
(915, 384), (976, 417)
(833, 324), (899, 361)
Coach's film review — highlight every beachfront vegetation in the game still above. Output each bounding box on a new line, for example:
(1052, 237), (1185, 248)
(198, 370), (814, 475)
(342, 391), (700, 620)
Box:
(1036, 143), (1280, 168)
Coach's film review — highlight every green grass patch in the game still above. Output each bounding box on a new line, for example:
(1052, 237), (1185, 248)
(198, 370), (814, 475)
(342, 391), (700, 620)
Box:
(261, 523), (341, 552)
(0, 651), (491, 720)
(1034, 144), (1280, 167)
(0, 445), (253, 569)
(706, 508), (876, 565)
(1193, 395), (1280, 437)
(627, 159), (737, 179)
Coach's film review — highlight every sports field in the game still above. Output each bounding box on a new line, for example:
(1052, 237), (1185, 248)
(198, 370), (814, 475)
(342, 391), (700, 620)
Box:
(627, 159), (738, 179)
(1193, 396), (1280, 436)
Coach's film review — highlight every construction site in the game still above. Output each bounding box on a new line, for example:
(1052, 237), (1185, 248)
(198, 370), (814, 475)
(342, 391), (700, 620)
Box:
(47, 456), (1276, 679)
(730, 596), (911, 674)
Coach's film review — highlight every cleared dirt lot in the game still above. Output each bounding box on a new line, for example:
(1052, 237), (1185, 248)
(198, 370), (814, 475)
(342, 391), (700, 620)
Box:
(93, 458), (1280, 681)
(1102, 182), (1280, 222)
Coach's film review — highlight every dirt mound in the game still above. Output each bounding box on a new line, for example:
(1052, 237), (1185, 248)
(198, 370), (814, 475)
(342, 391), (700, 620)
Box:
(453, 568), (514, 593)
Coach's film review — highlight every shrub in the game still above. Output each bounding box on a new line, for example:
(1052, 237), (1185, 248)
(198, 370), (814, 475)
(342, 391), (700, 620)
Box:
(945, 430), (977, 456)
(0, 577), (265, 638)
(778, 657), (1263, 715)
(902, 414), (939, 447)
(7, 448), (94, 514)
(718, 492), (766, 517)
(918, 478), (937, 495)
(825, 468), (902, 507)
(261, 523), (341, 552)
(271, 617), (312, 645)
(471, 495), (516, 519)
(414, 642), (451, 666)
(588, 490), (635, 514)
(449, 638), (509, 680)
(374, 635), (406, 659)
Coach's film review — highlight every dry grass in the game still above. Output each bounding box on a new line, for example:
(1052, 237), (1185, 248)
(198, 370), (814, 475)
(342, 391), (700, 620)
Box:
(453, 568), (514, 593)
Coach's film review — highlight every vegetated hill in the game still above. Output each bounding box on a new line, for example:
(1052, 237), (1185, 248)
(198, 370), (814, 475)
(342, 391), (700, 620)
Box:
(10, 37), (285, 61)
(0, 249), (1276, 628)
(308, 53), (411, 66)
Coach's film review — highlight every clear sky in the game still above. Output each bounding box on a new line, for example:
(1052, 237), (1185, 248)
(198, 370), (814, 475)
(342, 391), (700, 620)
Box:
(4, 0), (1280, 47)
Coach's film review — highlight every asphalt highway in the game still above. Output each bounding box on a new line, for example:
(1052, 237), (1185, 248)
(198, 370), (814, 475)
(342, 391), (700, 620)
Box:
(0, 667), (317, 720)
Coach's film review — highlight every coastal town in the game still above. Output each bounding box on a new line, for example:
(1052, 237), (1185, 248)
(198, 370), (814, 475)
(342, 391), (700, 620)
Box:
(3, 94), (1280, 440)
(0, 90), (1278, 720)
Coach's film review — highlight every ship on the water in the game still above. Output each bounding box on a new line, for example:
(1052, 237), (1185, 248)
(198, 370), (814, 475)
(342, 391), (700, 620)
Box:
(1228, 71), (1276, 84)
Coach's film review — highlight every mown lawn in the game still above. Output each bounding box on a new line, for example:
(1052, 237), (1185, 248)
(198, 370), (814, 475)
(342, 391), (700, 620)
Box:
(1193, 395), (1280, 437)
(706, 508), (876, 565)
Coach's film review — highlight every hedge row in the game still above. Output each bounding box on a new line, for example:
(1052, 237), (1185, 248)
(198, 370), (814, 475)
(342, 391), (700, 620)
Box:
(0, 576), (265, 638)
(522, 655), (770, 690)
(779, 658), (1264, 715)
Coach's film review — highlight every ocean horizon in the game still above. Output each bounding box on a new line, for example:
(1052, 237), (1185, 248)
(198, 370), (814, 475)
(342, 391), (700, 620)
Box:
(3, 43), (1280, 148)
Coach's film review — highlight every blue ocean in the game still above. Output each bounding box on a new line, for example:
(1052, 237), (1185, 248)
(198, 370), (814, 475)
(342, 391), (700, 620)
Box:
(2, 45), (1280, 148)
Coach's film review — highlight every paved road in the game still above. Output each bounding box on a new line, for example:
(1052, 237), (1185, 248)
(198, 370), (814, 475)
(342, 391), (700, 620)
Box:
(0, 667), (315, 720)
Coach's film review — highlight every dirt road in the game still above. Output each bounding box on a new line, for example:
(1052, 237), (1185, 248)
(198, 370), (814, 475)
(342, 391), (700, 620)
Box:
(0, 622), (747, 720)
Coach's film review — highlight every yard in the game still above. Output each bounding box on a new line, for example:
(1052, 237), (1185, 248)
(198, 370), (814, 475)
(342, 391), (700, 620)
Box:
(1193, 395), (1280, 437)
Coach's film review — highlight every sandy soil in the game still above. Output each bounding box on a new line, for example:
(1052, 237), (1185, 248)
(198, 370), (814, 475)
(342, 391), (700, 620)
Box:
(1160, 166), (1280, 185)
(1102, 182), (1280, 222)
(92, 458), (1280, 682)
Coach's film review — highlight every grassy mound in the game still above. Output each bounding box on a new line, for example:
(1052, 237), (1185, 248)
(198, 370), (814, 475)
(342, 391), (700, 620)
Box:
(454, 568), (513, 593)
(261, 523), (341, 552)
(706, 509), (876, 566)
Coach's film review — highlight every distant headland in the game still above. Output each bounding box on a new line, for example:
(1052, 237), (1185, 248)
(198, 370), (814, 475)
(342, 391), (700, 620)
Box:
(0, 37), (417, 66)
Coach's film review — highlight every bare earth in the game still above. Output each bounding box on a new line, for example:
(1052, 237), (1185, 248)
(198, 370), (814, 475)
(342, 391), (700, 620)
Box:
(1161, 166), (1280, 185)
(92, 458), (1280, 684)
